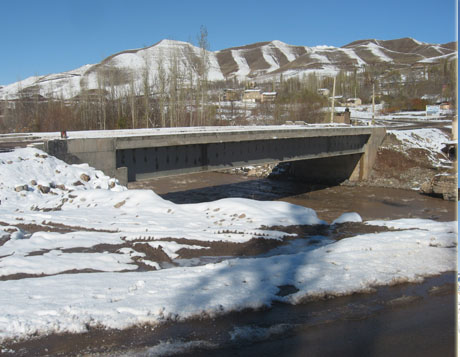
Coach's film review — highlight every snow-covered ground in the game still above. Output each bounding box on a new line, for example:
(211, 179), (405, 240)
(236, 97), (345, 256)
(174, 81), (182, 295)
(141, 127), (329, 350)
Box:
(387, 127), (452, 168)
(0, 147), (456, 345)
(337, 104), (454, 124)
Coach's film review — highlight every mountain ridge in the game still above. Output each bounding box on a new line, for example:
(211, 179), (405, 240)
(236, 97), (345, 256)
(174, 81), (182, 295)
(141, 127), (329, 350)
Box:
(0, 37), (456, 100)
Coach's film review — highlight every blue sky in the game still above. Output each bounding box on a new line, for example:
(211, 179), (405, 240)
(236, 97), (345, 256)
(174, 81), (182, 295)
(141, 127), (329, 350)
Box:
(1, 0), (457, 85)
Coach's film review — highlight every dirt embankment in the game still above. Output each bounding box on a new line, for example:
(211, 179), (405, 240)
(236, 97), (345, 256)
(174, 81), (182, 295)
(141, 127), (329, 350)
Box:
(345, 131), (457, 200)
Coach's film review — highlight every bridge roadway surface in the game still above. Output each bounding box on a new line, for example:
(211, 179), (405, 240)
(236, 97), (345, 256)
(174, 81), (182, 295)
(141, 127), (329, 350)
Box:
(37, 125), (386, 185)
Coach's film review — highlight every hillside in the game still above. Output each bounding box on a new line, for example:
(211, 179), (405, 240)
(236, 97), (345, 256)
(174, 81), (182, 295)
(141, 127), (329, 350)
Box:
(0, 37), (456, 100)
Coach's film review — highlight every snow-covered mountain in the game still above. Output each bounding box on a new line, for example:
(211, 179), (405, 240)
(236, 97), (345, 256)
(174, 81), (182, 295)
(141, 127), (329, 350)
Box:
(0, 37), (456, 100)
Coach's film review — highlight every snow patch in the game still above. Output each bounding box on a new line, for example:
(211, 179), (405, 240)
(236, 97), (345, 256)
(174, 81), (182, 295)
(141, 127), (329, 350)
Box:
(365, 43), (393, 62)
(271, 40), (298, 62)
(332, 212), (362, 225)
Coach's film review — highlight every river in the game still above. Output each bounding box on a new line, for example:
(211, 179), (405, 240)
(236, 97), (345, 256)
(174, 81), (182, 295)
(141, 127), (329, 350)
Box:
(129, 171), (455, 222)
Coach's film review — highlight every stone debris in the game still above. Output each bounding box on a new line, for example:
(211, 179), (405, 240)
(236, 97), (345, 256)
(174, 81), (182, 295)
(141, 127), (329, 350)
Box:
(420, 173), (458, 201)
(37, 185), (51, 194)
(14, 184), (28, 192)
(223, 163), (289, 178)
(80, 173), (91, 182)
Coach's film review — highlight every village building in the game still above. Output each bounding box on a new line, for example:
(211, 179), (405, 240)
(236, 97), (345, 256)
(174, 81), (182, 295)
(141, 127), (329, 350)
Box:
(317, 88), (330, 97)
(261, 92), (277, 103)
(223, 89), (240, 101)
(345, 97), (362, 107)
(322, 108), (351, 124)
(243, 89), (261, 103)
(439, 102), (453, 110)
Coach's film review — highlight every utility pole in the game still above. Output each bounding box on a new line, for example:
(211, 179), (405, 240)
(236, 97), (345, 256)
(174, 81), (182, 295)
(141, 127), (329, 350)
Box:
(371, 82), (375, 125)
(330, 76), (336, 123)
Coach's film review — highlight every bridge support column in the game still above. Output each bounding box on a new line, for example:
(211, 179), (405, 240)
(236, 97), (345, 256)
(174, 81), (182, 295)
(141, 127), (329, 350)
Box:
(289, 154), (362, 184)
(349, 126), (386, 181)
(289, 127), (386, 183)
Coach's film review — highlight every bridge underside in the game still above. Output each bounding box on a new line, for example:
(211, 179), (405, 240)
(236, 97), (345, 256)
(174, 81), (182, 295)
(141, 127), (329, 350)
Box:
(116, 135), (370, 182)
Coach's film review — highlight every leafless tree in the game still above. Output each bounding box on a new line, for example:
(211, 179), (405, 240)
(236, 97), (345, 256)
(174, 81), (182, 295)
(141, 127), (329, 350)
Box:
(197, 25), (210, 125)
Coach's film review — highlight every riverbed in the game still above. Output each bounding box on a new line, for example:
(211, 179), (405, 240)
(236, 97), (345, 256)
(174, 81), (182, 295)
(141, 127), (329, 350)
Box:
(129, 171), (455, 222)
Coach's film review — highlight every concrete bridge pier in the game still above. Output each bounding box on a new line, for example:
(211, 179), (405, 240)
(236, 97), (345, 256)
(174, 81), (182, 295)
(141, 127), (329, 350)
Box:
(289, 127), (386, 183)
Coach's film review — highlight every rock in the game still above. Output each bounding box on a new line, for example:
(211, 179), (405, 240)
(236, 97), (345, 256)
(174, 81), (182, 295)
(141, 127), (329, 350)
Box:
(80, 173), (91, 182)
(14, 184), (28, 192)
(73, 181), (84, 186)
(30, 180), (37, 186)
(56, 184), (67, 190)
(419, 181), (432, 193)
(37, 185), (50, 194)
(114, 200), (126, 208)
(420, 173), (457, 201)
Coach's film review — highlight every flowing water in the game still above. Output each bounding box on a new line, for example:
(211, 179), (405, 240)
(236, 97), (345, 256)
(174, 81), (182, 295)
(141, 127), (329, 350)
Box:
(129, 171), (455, 223)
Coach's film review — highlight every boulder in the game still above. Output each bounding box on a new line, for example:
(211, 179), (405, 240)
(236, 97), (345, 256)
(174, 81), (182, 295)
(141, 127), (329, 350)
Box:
(80, 173), (91, 182)
(14, 184), (28, 192)
(37, 185), (51, 194)
(420, 174), (457, 201)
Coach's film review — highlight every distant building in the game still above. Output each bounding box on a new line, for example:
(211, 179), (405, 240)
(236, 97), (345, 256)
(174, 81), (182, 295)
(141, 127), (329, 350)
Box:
(426, 105), (440, 115)
(317, 88), (330, 97)
(440, 102), (453, 110)
(243, 89), (261, 103)
(223, 89), (240, 101)
(345, 97), (362, 107)
(261, 92), (277, 103)
(322, 109), (351, 124)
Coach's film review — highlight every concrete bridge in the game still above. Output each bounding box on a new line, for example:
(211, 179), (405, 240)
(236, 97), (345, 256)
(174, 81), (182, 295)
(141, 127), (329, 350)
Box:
(43, 126), (386, 185)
